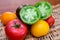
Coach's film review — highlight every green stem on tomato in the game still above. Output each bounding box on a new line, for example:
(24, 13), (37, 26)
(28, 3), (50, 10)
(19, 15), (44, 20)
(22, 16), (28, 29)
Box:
(15, 24), (20, 28)
(14, 22), (20, 28)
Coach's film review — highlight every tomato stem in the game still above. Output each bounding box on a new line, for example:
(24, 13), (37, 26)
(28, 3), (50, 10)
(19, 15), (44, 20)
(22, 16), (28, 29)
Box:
(15, 24), (20, 28)
(14, 22), (20, 28)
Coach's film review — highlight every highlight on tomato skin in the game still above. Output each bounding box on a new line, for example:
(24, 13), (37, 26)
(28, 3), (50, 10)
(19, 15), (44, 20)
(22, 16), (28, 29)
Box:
(45, 16), (55, 27)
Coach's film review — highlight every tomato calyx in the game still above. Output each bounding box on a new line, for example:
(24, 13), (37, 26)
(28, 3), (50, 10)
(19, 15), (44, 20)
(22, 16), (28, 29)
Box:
(13, 21), (21, 28)
(14, 24), (20, 28)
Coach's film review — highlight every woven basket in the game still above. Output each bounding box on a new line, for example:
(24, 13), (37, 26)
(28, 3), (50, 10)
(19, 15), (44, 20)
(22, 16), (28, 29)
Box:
(0, 4), (60, 40)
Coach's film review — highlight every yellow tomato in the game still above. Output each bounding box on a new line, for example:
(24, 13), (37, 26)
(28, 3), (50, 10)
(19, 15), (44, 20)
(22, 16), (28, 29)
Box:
(31, 20), (50, 37)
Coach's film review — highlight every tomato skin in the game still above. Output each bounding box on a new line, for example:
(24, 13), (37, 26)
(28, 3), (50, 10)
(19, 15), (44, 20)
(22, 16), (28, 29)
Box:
(31, 20), (50, 37)
(5, 19), (28, 40)
(1, 12), (17, 25)
(46, 16), (55, 27)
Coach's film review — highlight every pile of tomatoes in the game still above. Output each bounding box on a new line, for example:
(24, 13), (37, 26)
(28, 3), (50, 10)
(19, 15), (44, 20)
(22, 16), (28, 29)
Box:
(1, 2), (55, 40)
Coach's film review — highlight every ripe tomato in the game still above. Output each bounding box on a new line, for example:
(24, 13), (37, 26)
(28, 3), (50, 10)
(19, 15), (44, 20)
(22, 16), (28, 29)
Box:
(1, 12), (17, 25)
(46, 16), (55, 27)
(31, 20), (50, 37)
(5, 19), (28, 40)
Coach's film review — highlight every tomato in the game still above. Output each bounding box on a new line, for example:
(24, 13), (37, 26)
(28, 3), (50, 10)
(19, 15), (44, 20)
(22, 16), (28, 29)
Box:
(35, 2), (53, 20)
(1, 12), (17, 25)
(5, 19), (28, 40)
(46, 16), (55, 27)
(31, 20), (50, 37)
(20, 5), (41, 24)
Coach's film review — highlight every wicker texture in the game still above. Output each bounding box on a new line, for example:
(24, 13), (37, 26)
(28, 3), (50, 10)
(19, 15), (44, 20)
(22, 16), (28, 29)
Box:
(0, 4), (60, 40)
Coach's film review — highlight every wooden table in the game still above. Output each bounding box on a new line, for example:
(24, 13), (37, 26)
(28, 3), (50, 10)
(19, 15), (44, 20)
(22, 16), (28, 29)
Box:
(0, 0), (60, 14)
(0, 0), (40, 14)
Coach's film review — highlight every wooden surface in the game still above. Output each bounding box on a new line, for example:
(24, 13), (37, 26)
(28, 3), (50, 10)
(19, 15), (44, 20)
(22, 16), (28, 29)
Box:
(0, 0), (40, 14)
(0, 0), (60, 14)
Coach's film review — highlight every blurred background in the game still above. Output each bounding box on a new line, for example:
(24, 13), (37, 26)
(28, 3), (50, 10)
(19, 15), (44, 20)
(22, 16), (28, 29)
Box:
(0, 0), (60, 14)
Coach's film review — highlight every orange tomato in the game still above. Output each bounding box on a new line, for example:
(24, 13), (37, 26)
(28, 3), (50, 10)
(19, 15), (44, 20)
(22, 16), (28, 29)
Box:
(1, 12), (17, 25)
(31, 20), (50, 37)
(0, 15), (1, 20)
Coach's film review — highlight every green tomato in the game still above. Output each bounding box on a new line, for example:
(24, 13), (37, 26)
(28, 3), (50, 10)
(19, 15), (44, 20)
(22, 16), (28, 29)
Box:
(35, 2), (53, 20)
(20, 6), (41, 25)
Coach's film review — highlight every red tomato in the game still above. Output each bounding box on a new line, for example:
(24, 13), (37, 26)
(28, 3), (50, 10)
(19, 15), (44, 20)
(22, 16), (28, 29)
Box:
(5, 19), (28, 40)
(46, 16), (55, 27)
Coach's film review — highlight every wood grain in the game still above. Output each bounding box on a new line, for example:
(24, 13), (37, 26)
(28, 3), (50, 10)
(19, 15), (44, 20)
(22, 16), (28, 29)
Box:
(0, 0), (40, 14)
(0, 0), (60, 14)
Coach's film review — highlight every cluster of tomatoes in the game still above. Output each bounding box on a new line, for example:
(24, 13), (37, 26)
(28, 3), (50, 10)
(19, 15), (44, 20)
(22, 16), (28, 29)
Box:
(1, 2), (55, 40)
